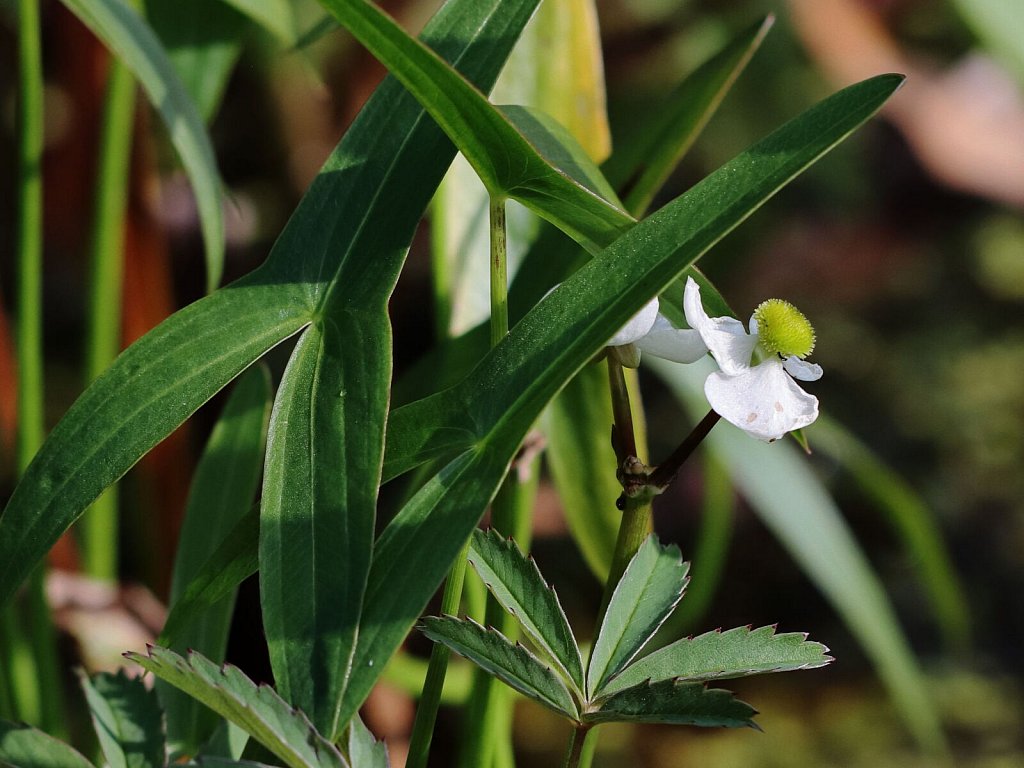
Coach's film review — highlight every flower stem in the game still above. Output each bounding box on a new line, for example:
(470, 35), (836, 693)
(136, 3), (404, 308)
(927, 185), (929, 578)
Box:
(647, 410), (721, 489)
(409, 197), (512, 768)
(80, 32), (137, 581)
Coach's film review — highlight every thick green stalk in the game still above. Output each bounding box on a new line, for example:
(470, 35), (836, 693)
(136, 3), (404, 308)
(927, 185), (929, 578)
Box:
(79, 36), (137, 581)
(2, 0), (65, 736)
(561, 725), (592, 768)
(410, 198), (514, 768)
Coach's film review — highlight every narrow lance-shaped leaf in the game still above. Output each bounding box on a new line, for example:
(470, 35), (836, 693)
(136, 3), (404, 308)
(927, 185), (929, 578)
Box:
(163, 366), (272, 755)
(127, 646), (345, 768)
(0, 720), (95, 768)
(585, 679), (757, 728)
(346, 76), (904, 724)
(78, 670), (166, 768)
(0, 282), (310, 609)
(420, 616), (579, 720)
(587, 536), (689, 697)
(58, 0), (225, 290)
(256, 0), (544, 740)
(382, 74), (907, 481)
(467, 529), (584, 694)
(601, 625), (832, 697)
(319, 0), (635, 254)
(0, 0), (541, 617)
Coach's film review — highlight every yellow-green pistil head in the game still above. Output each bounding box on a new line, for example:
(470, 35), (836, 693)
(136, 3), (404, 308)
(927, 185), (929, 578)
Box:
(753, 298), (816, 358)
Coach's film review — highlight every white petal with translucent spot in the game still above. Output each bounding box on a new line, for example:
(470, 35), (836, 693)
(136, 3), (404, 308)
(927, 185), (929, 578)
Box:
(683, 278), (756, 375)
(704, 358), (819, 441)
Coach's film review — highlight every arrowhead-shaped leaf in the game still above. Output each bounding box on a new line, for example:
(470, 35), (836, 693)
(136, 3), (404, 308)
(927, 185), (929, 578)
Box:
(78, 669), (166, 768)
(0, 720), (95, 768)
(585, 679), (757, 728)
(467, 529), (584, 694)
(127, 646), (344, 768)
(587, 536), (689, 697)
(420, 616), (579, 720)
(601, 625), (832, 698)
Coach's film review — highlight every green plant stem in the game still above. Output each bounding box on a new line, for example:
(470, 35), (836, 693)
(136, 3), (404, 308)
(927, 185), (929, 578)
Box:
(2, 0), (65, 736)
(409, 197), (513, 768)
(79, 31), (137, 582)
(561, 725), (591, 768)
(405, 541), (471, 768)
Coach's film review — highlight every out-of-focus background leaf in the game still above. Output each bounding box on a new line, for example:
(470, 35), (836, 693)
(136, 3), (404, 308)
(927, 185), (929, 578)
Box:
(1, 0), (1022, 765)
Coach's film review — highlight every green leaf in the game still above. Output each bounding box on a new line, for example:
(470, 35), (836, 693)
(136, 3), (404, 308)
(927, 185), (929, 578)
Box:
(256, 0), (545, 739)
(606, 15), (773, 214)
(810, 415), (970, 650)
(147, 0), (249, 122)
(159, 506), (258, 650)
(352, 74), (903, 725)
(0, 0), (540, 617)
(587, 536), (689, 697)
(57, 0), (225, 290)
(78, 670), (166, 768)
(649, 356), (948, 753)
(585, 679), (757, 728)
(383, 74), (906, 482)
(221, 0), (295, 44)
(467, 529), (584, 694)
(163, 366), (272, 755)
(0, 283), (310, 609)
(346, 715), (389, 768)
(259, 319), (383, 737)
(602, 625), (832, 697)
(126, 646), (344, 768)
(420, 616), (579, 720)
(0, 720), (95, 768)
(319, 0), (635, 255)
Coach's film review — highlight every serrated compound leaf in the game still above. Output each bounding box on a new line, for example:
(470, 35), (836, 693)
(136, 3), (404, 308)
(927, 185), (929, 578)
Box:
(588, 535), (690, 697)
(78, 669), (166, 768)
(468, 529), (584, 694)
(420, 616), (578, 720)
(58, 0), (224, 290)
(126, 646), (344, 768)
(602, 625), (832, 697)
(0, 720), (95, 768)
(585, 679), (757, 728)
(347, 715), (389, 768)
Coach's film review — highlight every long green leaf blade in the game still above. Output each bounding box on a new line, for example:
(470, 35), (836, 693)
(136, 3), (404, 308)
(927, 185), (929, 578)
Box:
(420, 616), (579, 720)
(58, 0), (225, 290)
(0, 282), (310, 609)
(319, 0), (635, 254)
(0, 720), (95, 768)
(602, 625), (832, 697)
(222, 0), (295, 44)
(164, 366), (272, 755)
(650, 356), (948, 752)
(78, 670), (166, 768)
(467, 529), (584, 694)
(587, 536), (689, 697)
(383, 74), (906, 481)
(585, 679), (756, 728)
(350, 75), (903, 724)
(127, 646), (345, 768)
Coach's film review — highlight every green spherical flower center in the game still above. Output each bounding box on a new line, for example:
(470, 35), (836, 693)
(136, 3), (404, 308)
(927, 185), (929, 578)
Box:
(753, 298), (816, 358)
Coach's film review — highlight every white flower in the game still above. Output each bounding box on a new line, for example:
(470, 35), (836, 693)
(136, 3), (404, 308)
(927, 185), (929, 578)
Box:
(608, 296), (706, 368)
(683, 277), (822, 441)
